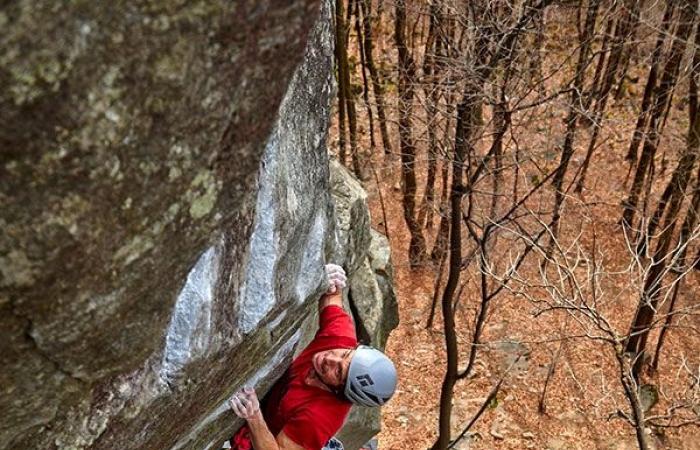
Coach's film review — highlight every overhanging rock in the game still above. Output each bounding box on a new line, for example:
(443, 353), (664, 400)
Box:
(1, 0), (346, 448)
(1, 0), (397, 448)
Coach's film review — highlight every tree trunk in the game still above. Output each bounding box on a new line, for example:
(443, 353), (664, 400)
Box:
(581, 15), (615, 117)
(431, 2), (554, 447)
(432, 96), (454, 263)
(576, 0), (641, 192)
(613, 3), (641, 101)
(490, 70), (511, 220)
(624, 2), (674, 166)
(359, 0), (393, 156)
(651, 36), (700, 371)
(545, 0), (601, 262)
(335, 0), (349, 164)
(419, 0), (446, 230)
(622, 3), (693, 229)
(353, 0), (376, 150)
(336, 0), (363, 177)
(624, 3), (698, 378)
(617, 351), (652, 450)
(431, 84), (476, 450)
(395, 0), (427, 267)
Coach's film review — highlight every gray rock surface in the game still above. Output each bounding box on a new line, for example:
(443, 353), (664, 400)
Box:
(330, 162), (399, 450)
(1, 0), (397, 449)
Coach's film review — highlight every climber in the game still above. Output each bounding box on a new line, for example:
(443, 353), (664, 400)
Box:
(227, 264), (397, 450)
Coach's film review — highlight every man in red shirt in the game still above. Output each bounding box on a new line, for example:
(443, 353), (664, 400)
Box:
(228, 264), (397, 450)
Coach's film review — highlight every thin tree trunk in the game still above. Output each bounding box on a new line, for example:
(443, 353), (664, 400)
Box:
(359, 0), (393, 156)
(545, 0), (601, 262)
(651, 39), (700, 371)
(395, 0), (427, 267)
(461, 237), (491, 379)
(639, 133), (700, 255)
(624, 2), (675, 167)
(625, 169), (686, 378)
(490, 70), (511, 220)
(539, 342), (564, 414)
(432, 148), (452, 262)
(581, 15), (615, 117)
(431, 86), (474, 450)
(418, 0), (440, 230)
(622, 3), (693, 229)
(353, 0), (376, 150)
(617, 352), (652, 450)
(419, 0), (447, 230)
(576, 0), (641, 192)
(432, 1), (554, 446)
(613, 3), (641, 101)
(336, 0), (363, 178)
(427, 251), (447, 329)
(432, 99), (454, 263)
(624, 3), (698, 377)
(335, 0), (348, 164)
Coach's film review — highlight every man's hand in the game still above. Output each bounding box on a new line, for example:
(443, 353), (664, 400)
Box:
(229, 387), (260, 420)
(325, 264), (347, 294)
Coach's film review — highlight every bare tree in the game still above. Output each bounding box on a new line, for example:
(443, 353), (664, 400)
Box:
(622, 1), (695, 229)
(395, 0), (428, 267)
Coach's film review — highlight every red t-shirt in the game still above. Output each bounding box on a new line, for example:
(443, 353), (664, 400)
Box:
(263, 305), (357, 450)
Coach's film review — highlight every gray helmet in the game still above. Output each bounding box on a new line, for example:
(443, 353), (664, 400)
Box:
(344, 345), (397, 407)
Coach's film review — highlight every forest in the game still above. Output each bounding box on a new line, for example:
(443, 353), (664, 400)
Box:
(329, 0), (700, 448)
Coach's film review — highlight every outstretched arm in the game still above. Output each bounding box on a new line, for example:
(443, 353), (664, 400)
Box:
(320, 264), (347, 312)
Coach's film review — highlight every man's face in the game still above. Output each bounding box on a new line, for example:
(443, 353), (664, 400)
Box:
(312, 348), (355, 388)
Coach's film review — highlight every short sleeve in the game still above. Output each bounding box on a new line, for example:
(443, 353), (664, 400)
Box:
(317, 305), (356, 342)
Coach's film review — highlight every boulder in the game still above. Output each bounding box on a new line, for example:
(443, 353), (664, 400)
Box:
(1, 0), (396, 449)
(328, 161), (399, 449)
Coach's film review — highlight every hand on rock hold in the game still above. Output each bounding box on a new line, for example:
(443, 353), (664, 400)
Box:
(324, 264), (347, 294)
(229, 387), (260, 420)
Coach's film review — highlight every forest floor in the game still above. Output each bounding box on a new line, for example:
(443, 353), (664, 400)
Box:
(355, 138), (700, 450)
(328, 67), (700, 450)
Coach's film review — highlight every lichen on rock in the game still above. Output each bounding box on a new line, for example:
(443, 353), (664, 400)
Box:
(0, 0), (396, 449)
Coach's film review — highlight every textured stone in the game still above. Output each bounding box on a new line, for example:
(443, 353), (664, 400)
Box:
(0, 0), (373, 449)
(1, 1), (397, 448)
(329, 160), (371, 274)
(329, 162), (399, 450)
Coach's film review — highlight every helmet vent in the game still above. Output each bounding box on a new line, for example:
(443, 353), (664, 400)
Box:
(350, 382), (364, 398)
(356, 374), (374, 387)
(365, 392), (382, 405)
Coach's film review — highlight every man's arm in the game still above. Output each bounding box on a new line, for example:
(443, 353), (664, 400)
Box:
(321, 264), (347, 312)
(229, 388), (304, 450)
(318, 291), (344, 312)
(247, 412), (305, 450)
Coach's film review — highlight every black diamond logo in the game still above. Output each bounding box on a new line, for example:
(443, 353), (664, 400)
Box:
(357, 374), (374, 387)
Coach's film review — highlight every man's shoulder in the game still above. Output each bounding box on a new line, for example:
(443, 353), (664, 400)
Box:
(317, 305), (357, 342)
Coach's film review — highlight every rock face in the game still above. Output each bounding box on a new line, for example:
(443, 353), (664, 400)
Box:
(331, 162), (399, 450)
(0, 1), (397, 449)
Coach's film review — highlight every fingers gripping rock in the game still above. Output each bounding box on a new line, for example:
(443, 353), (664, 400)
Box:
(229, 387), (260, 420)
(324, 264), (347, 294)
